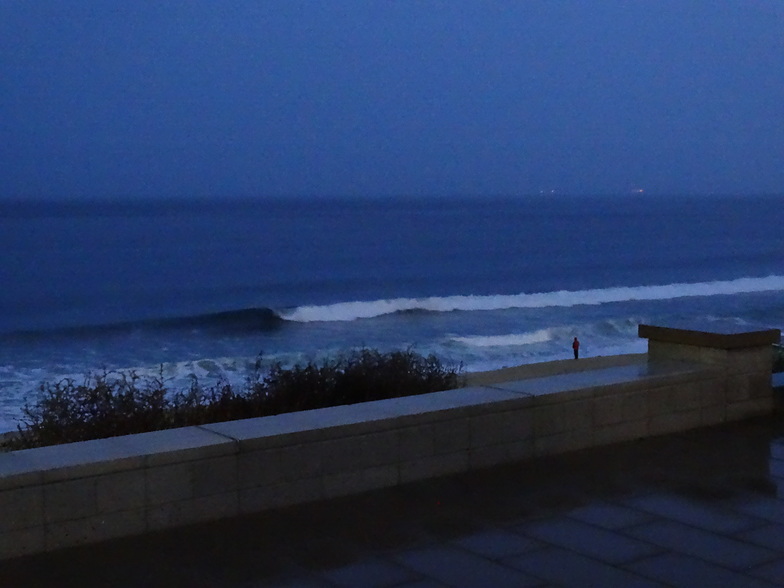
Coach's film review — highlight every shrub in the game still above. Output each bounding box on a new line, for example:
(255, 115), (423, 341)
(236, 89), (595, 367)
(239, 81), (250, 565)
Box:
(9, 349), (461, 449)
(10, 370), (170, 449)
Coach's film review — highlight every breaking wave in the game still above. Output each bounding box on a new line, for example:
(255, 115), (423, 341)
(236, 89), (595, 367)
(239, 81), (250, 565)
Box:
(451, 329), (554, 348)
(279, 275), (784, 323)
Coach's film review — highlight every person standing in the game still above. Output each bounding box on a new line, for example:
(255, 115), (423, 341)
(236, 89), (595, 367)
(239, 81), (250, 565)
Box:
(572, 337), (580, 359)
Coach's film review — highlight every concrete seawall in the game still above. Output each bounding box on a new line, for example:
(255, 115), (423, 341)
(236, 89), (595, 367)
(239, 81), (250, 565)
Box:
(0, 324), (779, 560)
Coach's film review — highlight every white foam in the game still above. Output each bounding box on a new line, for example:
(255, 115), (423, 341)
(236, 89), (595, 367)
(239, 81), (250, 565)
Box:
(451, 329), (553, 348)
(280, 275), (784, 323)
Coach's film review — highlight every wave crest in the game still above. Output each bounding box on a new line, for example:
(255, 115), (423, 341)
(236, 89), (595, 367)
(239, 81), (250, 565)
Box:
(279, 275), (784, 323)
(451, 329), (553, 348)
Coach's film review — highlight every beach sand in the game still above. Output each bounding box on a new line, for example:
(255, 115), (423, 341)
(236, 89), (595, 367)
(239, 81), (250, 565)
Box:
(463, 353), (647, 387)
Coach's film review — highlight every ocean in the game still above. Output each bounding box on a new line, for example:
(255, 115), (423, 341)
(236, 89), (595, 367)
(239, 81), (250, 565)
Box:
(1, 194), (783, 432)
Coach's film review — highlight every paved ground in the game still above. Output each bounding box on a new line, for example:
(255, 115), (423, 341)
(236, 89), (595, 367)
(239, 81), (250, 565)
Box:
(2, 415), (784, 587)
(462, 353), (647, 387)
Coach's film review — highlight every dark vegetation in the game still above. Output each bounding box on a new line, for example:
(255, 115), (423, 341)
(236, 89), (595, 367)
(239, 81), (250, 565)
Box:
(8, 349), (461, 450)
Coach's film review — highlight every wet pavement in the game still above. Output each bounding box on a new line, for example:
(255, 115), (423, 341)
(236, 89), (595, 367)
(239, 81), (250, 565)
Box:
(2, 415), (784, 587)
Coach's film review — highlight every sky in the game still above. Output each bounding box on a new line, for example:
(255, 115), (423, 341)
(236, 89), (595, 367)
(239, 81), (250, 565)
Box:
(2, 1), (783, 200)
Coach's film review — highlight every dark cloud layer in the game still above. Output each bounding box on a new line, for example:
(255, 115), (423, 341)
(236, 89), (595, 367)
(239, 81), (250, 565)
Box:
(2, 1), (783, 199)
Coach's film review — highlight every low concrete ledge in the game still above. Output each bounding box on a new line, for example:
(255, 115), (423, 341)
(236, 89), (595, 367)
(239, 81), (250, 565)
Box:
(0, 324), (779, 561)
(640, 324), (780, 406)
(202, 385), (527, 451)
(0, 426), (237, 490)
(639, 323), (781, 350)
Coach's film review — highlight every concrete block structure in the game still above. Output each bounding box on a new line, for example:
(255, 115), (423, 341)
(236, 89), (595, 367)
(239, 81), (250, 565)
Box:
(640, 323), (780, 422)
(0, 324), (779, 560)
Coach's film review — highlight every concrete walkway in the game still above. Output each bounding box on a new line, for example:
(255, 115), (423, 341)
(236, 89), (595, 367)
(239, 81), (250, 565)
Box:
(2, 414), (784, 587)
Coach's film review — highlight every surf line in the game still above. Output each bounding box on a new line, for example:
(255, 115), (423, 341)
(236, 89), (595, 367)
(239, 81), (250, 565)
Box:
(279, 275), (784, 323)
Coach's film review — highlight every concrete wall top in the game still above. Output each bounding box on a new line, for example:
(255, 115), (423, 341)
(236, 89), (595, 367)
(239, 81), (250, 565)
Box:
(491, 359), (717, 401)
(639, 324), (781, 349)
(0, 384), (528, 489)
(202, 385), (527, 450)
(0, 425), (237, 490)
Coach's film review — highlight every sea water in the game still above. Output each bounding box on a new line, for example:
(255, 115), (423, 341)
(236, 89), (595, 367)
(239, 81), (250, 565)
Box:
(1, 194), (783, 431)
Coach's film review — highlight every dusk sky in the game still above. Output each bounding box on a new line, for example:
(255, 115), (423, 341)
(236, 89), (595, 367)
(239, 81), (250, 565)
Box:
(2, 1), (783, 200)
